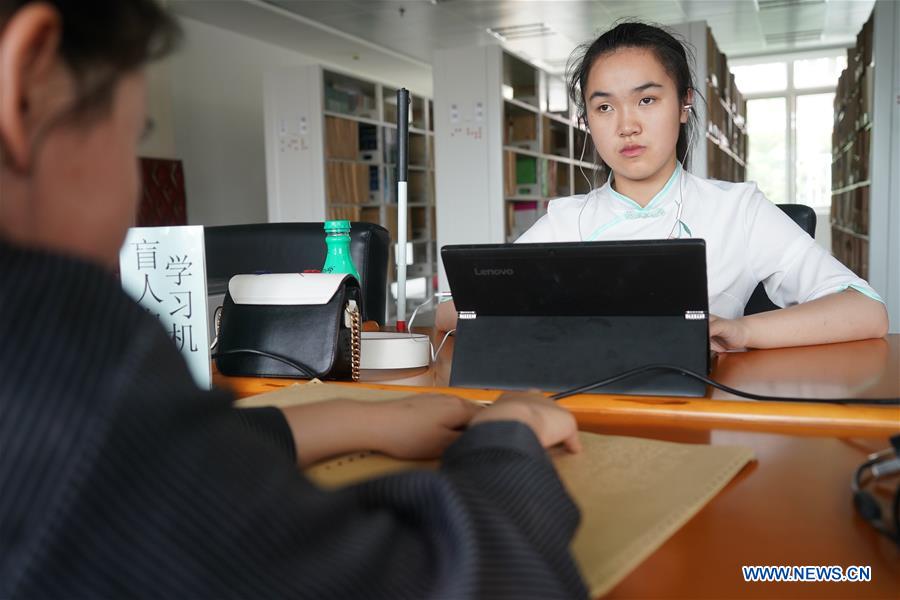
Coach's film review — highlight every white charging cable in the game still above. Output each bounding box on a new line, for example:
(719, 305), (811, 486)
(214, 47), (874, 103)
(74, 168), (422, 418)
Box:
(406, 292), (455, 362)
(431, 329), (455, 362)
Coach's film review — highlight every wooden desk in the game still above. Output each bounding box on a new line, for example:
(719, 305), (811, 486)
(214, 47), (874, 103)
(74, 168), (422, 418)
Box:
(213, 338), (900, 598)
(597, 427), (900, 598)
(216, 335), (900, 438)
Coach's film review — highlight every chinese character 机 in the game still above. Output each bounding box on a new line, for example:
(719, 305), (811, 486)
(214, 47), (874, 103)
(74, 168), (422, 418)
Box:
(170, 324), (198, 352)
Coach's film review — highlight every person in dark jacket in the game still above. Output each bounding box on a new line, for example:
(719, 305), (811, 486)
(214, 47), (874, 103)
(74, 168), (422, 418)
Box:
(0, 1), (588, 598)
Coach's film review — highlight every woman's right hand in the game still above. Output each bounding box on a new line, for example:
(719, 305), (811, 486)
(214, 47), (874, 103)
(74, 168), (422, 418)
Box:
(470, 391), (581, 453)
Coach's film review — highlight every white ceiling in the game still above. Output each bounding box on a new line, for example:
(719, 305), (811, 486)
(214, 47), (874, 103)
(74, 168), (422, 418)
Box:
(264, 0), (874, 61)
(170, 0), (875, 94)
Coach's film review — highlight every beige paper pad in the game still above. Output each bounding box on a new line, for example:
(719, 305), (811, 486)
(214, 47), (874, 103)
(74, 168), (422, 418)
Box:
(236, 381), (434, 408)
(237, 383), (754, 597)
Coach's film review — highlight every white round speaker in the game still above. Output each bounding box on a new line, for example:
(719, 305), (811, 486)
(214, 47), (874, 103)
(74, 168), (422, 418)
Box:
(359, 332), (431, 369)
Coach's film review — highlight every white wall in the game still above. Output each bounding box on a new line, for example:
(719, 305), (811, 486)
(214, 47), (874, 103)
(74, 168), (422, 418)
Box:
(165, 17), (314, 226)
(870, 0), (900, 333)
(433, 45), (505, 292)
(140, 58), (178, 159)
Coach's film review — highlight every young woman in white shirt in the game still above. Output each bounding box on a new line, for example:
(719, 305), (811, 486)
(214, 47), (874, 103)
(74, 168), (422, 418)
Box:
(437, 22), (888, 351)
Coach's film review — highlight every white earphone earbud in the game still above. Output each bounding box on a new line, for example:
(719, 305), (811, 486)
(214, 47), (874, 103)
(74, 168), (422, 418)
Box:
(682, 104), (693, 111)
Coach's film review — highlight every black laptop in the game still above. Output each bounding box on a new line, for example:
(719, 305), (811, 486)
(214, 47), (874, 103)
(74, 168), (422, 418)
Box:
(441, 240), (710, 397)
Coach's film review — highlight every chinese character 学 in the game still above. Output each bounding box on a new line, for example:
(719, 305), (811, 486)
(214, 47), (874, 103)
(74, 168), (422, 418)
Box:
(165, 255), (193, 285)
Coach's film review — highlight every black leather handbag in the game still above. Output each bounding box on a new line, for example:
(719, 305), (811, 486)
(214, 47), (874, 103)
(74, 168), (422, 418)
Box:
(213, 273), (362, 381)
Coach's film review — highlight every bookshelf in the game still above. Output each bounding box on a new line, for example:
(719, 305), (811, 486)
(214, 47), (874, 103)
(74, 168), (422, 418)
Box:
(704, 28), (748, 183)
(831, 13), (873, 280)
(501, 54), (601, 241)
(654, 22), (746, 185)
(433, 44), (600, 281)
(264, 66), (436, 321)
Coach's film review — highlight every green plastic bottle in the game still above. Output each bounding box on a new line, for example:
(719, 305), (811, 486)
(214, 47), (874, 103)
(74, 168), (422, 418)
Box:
(322, 220), (361, 283)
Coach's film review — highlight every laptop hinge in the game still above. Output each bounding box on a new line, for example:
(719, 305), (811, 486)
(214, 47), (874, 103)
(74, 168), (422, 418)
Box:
(459, 311), (477, 320)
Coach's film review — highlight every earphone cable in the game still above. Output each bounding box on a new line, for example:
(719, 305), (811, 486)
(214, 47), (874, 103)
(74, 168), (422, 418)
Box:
(577, 125), (593, 241)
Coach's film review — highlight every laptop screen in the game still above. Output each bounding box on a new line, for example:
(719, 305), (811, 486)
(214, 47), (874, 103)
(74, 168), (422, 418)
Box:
(441, 240), (708, 318)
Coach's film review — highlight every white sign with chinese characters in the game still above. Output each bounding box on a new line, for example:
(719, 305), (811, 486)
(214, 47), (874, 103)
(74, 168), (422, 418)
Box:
(119, 226), (211, 390)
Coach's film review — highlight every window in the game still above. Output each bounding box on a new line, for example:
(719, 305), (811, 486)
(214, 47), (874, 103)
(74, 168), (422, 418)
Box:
(795, 93), (836, 208)
(732, 62), (787, 94)
(731, 52), (847, 248)
(746, 98), (787, 203)
(793, 56), (847, 89)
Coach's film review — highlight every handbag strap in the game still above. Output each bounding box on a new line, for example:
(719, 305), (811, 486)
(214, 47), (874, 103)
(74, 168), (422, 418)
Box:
(346, 299), (361, 382)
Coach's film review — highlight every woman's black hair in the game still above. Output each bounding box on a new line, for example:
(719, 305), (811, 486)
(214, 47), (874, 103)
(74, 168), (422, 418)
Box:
(1, 0), (181, 117)
(566, 21), (700, 170)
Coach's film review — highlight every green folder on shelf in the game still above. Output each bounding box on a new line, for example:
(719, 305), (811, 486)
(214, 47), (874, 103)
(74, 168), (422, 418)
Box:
(515, 155), (538, 196)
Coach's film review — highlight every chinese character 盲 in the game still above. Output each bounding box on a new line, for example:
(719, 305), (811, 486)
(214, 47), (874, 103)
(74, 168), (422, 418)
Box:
(132, 239), (159, 271)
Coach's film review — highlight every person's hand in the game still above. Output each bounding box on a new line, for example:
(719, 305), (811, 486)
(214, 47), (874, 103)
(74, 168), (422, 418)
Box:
(709, 314), (752, 352)
(470, 391), (581, 453)
(366, 394), (482, 460)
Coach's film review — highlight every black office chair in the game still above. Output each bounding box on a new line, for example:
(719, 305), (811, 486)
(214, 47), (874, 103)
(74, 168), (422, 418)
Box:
(743, 203), (817, 316)
(205, 222), (391, 325)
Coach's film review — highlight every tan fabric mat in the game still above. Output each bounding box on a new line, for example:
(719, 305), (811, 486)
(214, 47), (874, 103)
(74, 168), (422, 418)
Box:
(237, 383), (755, 597)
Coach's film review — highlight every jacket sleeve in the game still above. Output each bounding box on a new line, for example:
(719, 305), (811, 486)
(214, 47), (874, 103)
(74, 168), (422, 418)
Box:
(19, 317), (587, 600)
(234, 406), (296, 462)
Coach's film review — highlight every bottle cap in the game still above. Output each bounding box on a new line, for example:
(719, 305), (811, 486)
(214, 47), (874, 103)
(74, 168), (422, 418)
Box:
(324, 220), (351, 233)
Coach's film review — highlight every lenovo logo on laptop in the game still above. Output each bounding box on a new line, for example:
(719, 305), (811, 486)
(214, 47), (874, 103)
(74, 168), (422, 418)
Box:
(473, 267), (515, 276)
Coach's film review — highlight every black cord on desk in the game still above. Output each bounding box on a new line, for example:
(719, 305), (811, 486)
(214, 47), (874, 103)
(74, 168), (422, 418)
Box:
(212, 349), (317, 379)
(549, 363), (900, 405)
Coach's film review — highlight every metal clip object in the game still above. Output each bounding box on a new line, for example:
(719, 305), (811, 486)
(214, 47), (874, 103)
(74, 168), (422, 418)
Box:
(209, 306), (223, 351)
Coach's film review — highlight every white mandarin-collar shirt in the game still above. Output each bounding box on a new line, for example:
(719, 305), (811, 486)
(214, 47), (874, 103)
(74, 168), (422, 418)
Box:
(516, 164), (882, 319)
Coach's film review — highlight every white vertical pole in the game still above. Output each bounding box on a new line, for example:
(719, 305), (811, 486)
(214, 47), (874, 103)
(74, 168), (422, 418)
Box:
(396, 88), (410, 330)
(397, 181), (408, 326)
